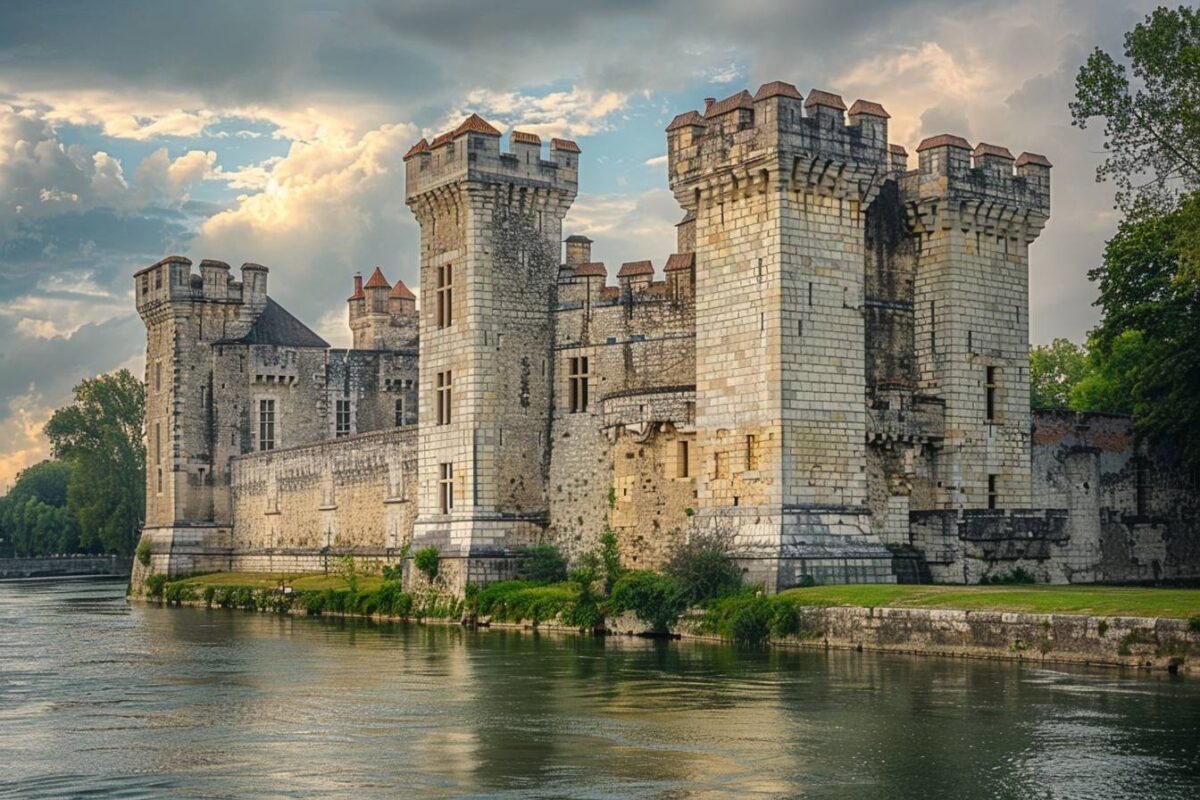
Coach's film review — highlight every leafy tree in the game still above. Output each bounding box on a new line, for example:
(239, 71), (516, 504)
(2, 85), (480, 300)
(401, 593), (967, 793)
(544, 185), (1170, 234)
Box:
(0, 460), (80, 556)
(519, 544), (568, 584)
(665, 530), (742, 607)
(1029, 338), (1090, 409)
(44, 369), (145, 556)
(413, 545), (440, 581)
(1071, 6), (1200, 217)
(1070, 201), (1200, 462)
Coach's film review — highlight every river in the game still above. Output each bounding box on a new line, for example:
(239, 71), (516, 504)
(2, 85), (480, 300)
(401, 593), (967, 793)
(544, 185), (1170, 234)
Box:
(1, 578), (1198, 799)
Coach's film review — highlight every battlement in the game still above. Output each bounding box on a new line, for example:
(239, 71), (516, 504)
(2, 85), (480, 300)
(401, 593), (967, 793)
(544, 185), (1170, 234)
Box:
(346, 266), (418, 350)
(904, 135), (1051, 240)
(404, 114), (579, 201)
(666, 81), (897, 203)
(134, 255), (266, 315)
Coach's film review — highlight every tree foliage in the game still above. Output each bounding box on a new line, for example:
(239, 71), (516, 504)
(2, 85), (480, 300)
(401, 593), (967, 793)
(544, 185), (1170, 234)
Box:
(1070, 197), (1200, 462)
(1029, 338), (1089, 409)
(1071, 5), (1200, 216)
(44, 369), (145, 556)
(0, 460), (80, 556)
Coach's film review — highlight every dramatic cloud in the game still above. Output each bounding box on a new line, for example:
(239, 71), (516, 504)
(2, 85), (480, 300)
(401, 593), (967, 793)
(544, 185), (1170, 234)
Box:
(0, 0), (1162, 487)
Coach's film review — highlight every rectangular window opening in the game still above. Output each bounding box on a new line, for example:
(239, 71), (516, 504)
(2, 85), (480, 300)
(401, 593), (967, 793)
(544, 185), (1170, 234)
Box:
(394, 398), (405, 427)
(985, 366), (997, 423)
(336, 398), (352, 437)
(568, 356), (589, 413)
(436, 264), (453, 328)
(987, 474), (998, 510)
(436, 371), (452, 425)
(677, 440), (690, 479)
(438, 462), (454, 514)
(258, 399), (276, 451)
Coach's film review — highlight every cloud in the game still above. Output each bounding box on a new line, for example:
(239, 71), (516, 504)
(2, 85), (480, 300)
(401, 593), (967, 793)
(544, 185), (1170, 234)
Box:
(565, 188), (680, 273)
(193, 121), (421, 324)
(644, 154), (668, 168)
(436, 86), (629, 140)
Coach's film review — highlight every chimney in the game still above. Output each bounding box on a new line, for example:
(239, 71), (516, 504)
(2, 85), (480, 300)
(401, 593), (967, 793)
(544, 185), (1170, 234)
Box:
(564, 234), (593, 267)
(353, 274), (363, 297)
(704, 97), (716, 112)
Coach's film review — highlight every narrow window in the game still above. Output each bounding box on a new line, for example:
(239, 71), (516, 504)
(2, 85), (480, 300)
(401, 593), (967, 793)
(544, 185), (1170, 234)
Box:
(968, 330), (973, 352)
(436, 264), (453, 328)
(745, 434), (758, 471)
(259, 399), (276, 451)
(930, 300), (937, 354)
(436, 371), (452, 425)
(336, 398), (352, 437)
(985, 366), (997, 423)
(713, 451), (725, 479)
(808, 281), (813, 306)
(154, 362), (161, 392)
(438, 462), (454, 514)
(568, 356), (589, 413)
(677, 440), (690, 478)
(394, 398), (405, 427)
(154, 422), (161, 464)
(154, 268), (162, 290)
(141, 275), (149, 296)
(987, 474), (998, 509)
(156, 467), (163, 494)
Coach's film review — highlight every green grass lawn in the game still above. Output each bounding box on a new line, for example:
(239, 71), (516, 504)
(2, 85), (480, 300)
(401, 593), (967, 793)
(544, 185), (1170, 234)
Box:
(173, 571), (385, 592)
(777, 584), (1200, 619)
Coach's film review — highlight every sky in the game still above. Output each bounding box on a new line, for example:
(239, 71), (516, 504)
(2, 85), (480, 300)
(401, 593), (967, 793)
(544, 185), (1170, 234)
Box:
(0, 0), (1156, 488)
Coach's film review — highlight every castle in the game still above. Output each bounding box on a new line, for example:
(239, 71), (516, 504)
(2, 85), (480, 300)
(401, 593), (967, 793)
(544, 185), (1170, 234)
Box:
(134, 83), (1200, 591)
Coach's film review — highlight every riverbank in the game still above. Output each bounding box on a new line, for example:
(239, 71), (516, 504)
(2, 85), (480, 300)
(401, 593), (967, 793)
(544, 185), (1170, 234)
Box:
(0, 554), (130, 580)
(143, 573), (1200, 674)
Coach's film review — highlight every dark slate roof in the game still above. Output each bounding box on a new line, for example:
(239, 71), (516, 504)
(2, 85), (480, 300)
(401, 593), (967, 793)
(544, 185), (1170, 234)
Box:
(219, 297), (329, 348)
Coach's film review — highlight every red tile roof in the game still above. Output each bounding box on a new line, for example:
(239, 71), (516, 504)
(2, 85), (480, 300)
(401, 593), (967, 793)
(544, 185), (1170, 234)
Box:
(551, 138), (581, 153)
(848, 99), (889, 118)
(599, 286), (620, 300)
(888, 143), (908, 155)
(573, 262), (607, 278)
(917, 134), (971, 152)
(972, 142), (1014, 160)
(666, 110), (705, 131)
(389, 280), (415, 300)
(363, 267), (391, 290)
(403, 138), (429, 160)
(511, 130), (541, 145)
(618, 260), (654, 278)
(453, 113), (501, 138)
(1015, 152), (1053, 168)
(753, 81), (803, 102)
(704, 90), (754, 119)
(664, 253), (694, 273)
(804, 89), (847, 111)
(430, 131), (454, 148)
(198, 259), (230, 270)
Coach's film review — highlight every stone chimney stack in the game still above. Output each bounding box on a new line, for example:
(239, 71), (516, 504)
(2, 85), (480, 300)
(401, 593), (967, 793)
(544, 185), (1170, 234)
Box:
(564, 234), (593, 268)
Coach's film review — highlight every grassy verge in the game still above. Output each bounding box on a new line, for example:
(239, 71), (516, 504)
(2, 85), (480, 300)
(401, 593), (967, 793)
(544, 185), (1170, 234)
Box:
(773, 584), (1200, 619)
(168, 571), (386, 592)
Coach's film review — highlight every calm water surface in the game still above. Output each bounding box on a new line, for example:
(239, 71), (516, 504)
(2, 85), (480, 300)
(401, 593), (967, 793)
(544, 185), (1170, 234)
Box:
(1, 578), (1198, 799)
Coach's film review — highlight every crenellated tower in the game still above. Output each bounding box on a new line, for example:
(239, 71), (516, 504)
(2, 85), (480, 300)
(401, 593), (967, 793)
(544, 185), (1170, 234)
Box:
(905, 138), (1051, 511)
(133, 257), (272, 577)
(667, 83), (903, 589)
(404, 117), (579, 589)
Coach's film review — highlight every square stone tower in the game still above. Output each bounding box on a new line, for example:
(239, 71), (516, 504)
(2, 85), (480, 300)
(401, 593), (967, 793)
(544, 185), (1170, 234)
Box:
(133, 256), (270, 576)
(404, 117), (579, 589)
(667, 84), (897, 589)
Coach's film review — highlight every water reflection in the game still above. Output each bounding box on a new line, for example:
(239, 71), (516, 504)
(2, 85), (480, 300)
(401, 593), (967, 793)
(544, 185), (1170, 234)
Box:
(1, 578), (1198, 799)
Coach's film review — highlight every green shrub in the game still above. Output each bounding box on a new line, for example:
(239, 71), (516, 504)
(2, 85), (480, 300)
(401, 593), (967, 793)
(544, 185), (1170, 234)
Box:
(609, 571), (686, 632)
(519, 545), (568, 584)
(414, 546), (440, 581)
(144, 573), (167, 599)
(666, 536), (742, 605)
(979, 567), (1037, 585)
(474, 580), (576, 624)
(162, 582), (198, 606)
(1188, 617), (1200, 633)
(599, 528), (623, 593)
(135, 539), (152, 567)
(730, 595), (773, 646)
(337, 554), (360, 594)
(203, 585), (217, 608)
(302, 591), (326, 615)
(228, 586), (255, 610)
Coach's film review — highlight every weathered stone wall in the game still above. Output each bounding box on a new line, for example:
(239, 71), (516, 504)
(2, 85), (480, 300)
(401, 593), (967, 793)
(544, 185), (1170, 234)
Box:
(231, 426), (417, 555)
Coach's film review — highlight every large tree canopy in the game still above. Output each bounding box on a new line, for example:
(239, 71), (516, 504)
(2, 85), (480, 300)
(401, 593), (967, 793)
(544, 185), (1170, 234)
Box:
(0, 460), (80, 557)
(44, 369), (146, 557)
(1071, 5), (1200, 216)
(1030, 338), (1089, 410)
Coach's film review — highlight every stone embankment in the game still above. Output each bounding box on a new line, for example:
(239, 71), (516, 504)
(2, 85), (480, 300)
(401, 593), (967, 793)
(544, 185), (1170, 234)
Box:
(0, 555), (130, 580)
(671, 606), (1200, 674)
